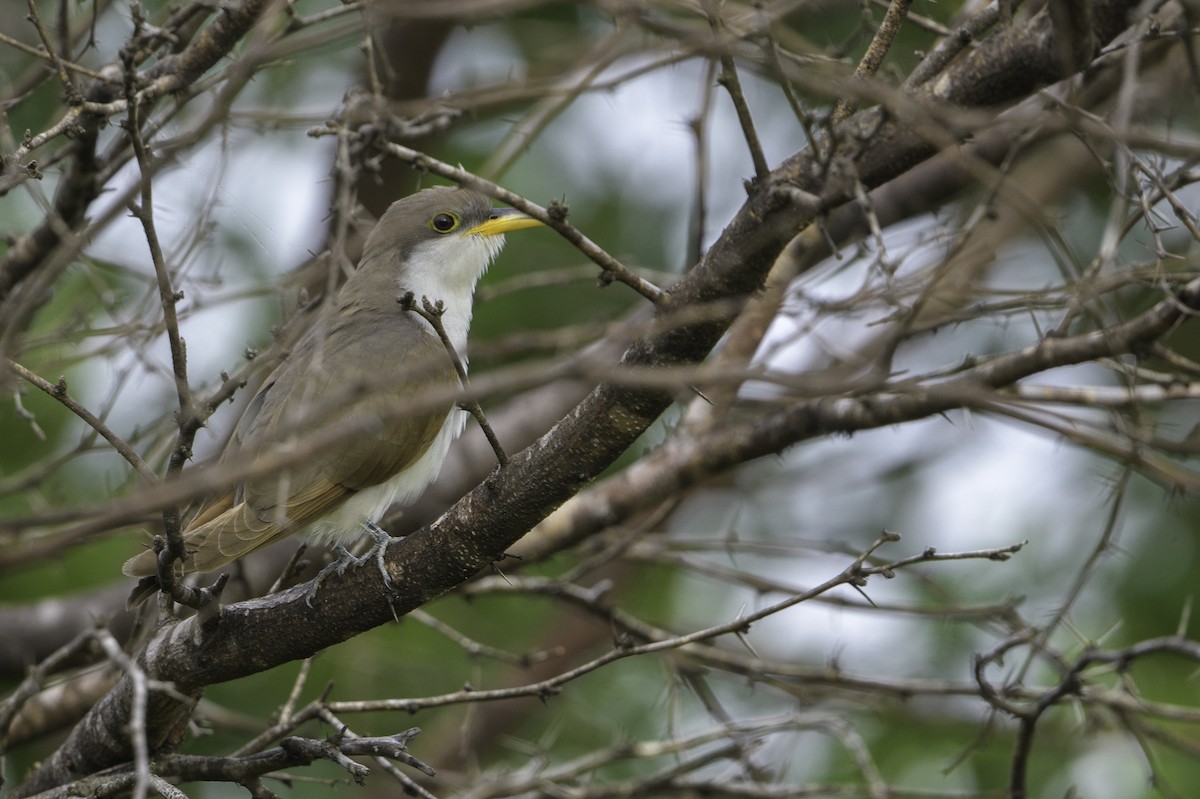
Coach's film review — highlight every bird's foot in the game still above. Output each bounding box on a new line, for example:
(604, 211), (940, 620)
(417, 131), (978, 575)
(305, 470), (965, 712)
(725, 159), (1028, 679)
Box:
(306, 544), (356, 605)
(304, 526), (397, 605)
(362, 521), (396, 590)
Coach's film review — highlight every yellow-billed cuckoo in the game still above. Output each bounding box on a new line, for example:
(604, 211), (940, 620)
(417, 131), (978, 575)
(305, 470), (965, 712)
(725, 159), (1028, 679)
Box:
(124, 186), (542, 604)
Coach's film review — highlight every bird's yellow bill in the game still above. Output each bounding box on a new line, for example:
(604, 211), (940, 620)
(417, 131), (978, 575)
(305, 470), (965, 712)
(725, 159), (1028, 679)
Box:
(468, 209), (544, 237)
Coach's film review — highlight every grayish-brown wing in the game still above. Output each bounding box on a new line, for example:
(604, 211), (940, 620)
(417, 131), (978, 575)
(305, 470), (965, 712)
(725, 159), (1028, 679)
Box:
(122, 309), (456, 577)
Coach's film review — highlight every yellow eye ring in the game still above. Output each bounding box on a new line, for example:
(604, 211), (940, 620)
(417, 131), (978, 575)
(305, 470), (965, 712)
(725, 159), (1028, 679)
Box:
(429, 212), (459, 234)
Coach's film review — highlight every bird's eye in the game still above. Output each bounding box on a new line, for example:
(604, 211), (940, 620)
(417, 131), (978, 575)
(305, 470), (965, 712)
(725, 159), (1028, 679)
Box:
(429, 212), (459, 233)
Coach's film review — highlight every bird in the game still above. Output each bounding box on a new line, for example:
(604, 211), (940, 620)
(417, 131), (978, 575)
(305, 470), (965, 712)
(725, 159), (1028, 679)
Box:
(123, 186), (543, 605)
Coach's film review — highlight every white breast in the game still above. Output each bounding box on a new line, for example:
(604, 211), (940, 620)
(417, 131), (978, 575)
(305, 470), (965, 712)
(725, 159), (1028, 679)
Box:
(304, 407), (468, 546)
(302, 226), (503, 546)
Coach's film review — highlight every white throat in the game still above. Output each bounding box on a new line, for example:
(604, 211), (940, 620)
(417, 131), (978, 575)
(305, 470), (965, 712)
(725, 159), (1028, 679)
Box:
(399, 232), (505, 354)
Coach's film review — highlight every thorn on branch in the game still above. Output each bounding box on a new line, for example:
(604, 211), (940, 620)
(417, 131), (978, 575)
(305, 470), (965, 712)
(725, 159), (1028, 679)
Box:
(547, 198), (569, 222)
(851, 582), (877, 606)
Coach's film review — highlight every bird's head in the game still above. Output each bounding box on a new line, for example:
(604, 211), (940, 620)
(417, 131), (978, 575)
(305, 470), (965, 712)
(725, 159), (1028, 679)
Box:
(359, 186), (543, 300)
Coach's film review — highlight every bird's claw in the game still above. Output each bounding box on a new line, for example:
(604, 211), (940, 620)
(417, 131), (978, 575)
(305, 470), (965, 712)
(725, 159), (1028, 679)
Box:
(304, 525), (397, 605)
(364, 521), (396, 590)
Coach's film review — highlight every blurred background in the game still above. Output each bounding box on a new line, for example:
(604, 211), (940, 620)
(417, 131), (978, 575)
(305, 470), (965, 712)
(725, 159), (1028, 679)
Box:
(3, 1), (1200, 797)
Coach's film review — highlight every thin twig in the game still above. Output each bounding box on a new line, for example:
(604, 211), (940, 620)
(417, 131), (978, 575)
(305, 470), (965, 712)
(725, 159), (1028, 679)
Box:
(5, 359), (157, 482)
(832, 0), (914, 123)
(687, 58), (718, 267)
(362, 137), (664, 304)
(24, 0), (80, 104)
(716, 52), (770, 181)
(123, 45), (206, 609)
(330, 535), (1024, 716)
(0, 629), (96, 756)
(904, 1), (1006, 89)
(482, 25), (627, 179)
(0, 30), (109, 80)
(400, 292), (508, 467)
(411, 608), (564, 666)
(94, 629), (152, 799)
